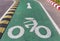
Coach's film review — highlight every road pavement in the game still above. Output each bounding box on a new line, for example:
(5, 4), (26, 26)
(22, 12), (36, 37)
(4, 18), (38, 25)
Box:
(38, 0), (60, 28)
(0, 0), (60, 41)
(0, 0), (13, 18)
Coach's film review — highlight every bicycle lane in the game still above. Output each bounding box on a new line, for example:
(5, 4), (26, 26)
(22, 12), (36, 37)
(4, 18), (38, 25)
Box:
(0, 0), (60, 41)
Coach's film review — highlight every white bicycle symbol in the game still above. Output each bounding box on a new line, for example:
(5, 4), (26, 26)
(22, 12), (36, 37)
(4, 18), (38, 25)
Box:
(8, 18), (51, 39)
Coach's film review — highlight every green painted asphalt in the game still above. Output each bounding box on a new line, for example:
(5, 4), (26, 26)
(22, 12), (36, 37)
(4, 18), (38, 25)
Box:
(0, 0), (60, 41)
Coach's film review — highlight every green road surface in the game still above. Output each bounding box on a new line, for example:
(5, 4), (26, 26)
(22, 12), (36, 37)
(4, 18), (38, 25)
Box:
(0, 0), (60, 41)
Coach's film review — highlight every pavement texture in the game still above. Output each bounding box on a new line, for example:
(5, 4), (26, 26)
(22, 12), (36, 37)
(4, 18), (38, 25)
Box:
(0, 0), (13, 18)
(0, 0), (60, 41)
(38, 0), (60, 28)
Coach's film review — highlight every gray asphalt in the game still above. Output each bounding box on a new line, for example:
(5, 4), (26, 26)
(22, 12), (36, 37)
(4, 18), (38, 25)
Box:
(0, 0), (13, 18)
(38, 0), (60, 28)
(0, 0), (60, 28)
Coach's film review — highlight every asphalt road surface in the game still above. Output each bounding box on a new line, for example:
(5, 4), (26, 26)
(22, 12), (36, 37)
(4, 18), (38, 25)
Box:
(38, 0), (60, 28)
(0, 0), (13, 18)
(0, 0), (60, 41)
(0, 0), (60, 28)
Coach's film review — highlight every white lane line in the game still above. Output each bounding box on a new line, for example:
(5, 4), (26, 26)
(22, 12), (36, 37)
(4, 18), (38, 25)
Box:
(0, 0), (16, 21)
(35, 0), (60, 34)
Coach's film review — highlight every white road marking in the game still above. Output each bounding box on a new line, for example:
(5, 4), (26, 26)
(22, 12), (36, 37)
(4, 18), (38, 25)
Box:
(27, 2), (32, 9)
(35, 26), (51, 38)
(0, 0), (16, 21)
(25, 24), (34, 28)
(0, 0), (60, 35)
(35, 0), (60, 34)
(24, 21), (31, 23)
(8, 26), (24, 39)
